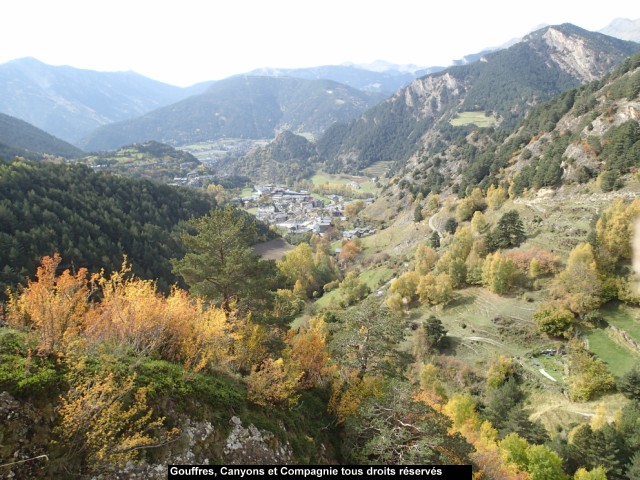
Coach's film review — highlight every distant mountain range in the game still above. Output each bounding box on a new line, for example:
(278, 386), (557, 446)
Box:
(599, 17), (640, 42)
(1, 18), (639, 171)
(79, 76), (385, 151)
(0, 58), (211, 144)
(0, 112), (83, 159)
(247, 63), (443, 94)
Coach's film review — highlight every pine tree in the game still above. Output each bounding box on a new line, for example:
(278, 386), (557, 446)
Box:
(172, 205), (274, 313)
(429, 231), (441, 249)
(490, 210), (526, 249)
(618, 363), (640, 400)
(414, 205), (424, 223)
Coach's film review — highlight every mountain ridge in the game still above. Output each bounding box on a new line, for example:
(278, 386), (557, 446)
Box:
(0, 58), (210, 144)
(599, 17), (640, 42)
(79, 76), (385, 151)
(390, 50), (640, 201)
(317, 24), (640, 174)
(0, 112), (83, 159)
(246, 63), (443, 94)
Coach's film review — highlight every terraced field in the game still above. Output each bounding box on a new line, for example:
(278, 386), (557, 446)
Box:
(584, 326), (640, 376)
(414, 287), (557, 379)
(601, 302), (640, 343)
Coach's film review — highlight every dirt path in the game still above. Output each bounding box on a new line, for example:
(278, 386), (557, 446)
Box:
(428, 212), (442, 236)
(539, 368), (557, 382)
(463, 335), (502, 347)
(530, 401), (595, 421)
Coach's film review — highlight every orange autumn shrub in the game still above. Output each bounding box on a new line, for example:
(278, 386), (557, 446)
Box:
(6, 253), (95, 355)
(503, 248), (560, 276)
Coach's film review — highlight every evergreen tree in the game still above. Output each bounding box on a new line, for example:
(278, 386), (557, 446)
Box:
(413, 205), (424, 223)
(618, 363), (640, 400)
(489, 210), (526, 250)
(172, 205), (276, 314)
(331, 296), (406, 380)
(444, 218), (458, 234)
(570, 424), (627, 478)
(423, 315), (447, 350)
(627, 451), (640, 480)
(429, 231), (441, 249)
(344, 379), (473, 465)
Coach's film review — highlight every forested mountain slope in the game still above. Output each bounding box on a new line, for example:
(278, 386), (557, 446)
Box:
(77, 141), (205, 184)
(394, 50), (640, 198)
(0, 158), (215, 294)
(0, 58), (199, 144)
(80, 76), (385, 151)
(318, 24), (640, 174)
(221, 130), (319, 184)
(0, 112), (83, 159)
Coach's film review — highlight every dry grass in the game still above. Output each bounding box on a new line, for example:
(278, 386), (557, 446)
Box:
(528, 389), (629, 433)
(253, 238), (294, 260)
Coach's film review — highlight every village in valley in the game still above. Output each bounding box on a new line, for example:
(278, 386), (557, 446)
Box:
(236, 182), (378, 241)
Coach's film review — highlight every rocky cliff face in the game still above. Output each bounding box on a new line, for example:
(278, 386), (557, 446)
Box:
(398, 73), (462, 116)
(541, 28), (617, 82)
(0, 391), (333, 479)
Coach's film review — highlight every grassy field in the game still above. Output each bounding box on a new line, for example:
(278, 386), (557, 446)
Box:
(313, 287), (340, 309)
(413, 287), (552, 370)
(584, 327), (640, 376)
(362, 161), (393, 178)
(600, 302), (640, 343)
(312, 266), (393, 310)
(359, 267), (394, 290)
(359, 214), (434, 259)
(449, 111), (497, 128)
(311, 171), (379, 195)
(529, 389), (629, 432)
(240, 186), (254, 197)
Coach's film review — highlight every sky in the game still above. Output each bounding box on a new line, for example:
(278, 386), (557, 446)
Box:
(1, 0), (638, 87)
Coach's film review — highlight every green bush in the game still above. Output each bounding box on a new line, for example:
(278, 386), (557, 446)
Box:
(0, 354), (61, 396)
(134, 359), (245, 410)
(534, 305), (575, 338)
(0, 329), (28, 355)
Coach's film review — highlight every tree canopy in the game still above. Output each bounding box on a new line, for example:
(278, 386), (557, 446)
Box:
(172, 205), (277, 314)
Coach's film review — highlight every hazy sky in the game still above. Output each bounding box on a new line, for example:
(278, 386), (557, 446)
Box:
(2, 0), (638, 86)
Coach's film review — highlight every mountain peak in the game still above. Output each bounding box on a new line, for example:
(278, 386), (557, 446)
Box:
(8, 56), (45, 65)
(341, 60), (426, 74)
(319, 22), (640, 173)
(599, 17), (640, 42)
(520, 23), (640, 83)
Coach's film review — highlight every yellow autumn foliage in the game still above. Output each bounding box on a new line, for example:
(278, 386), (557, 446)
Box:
(288, 317), (334, 389)
(329, 375), (385, 424)
(56, 371), (178, 468)
(6, 253), (95, 355)
(247, 357), (302, 408)
(7, 255), (238, 373)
